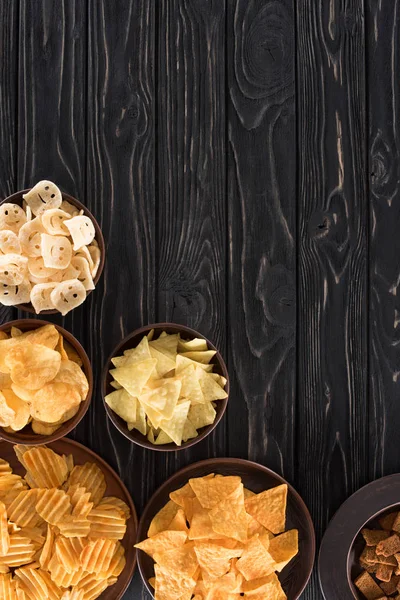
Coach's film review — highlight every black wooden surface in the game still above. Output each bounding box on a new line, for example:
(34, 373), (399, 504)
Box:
(0, 1), (398, 598)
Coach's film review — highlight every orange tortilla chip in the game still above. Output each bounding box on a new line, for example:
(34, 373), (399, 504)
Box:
(189, 475), (240, 509)
(135, 530), (187, 559)
(147, 500), (179, 537)
(153, 542), (198, 578)
(209, 485), (248, 543)
(194, 541), (243, 579)
(245, 484), (287, 534)
(236, 535), (276, 581)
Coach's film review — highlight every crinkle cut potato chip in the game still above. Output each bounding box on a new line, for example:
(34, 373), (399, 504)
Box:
(137, 474), (296, 600)
(107, 330), (228, 446)
(0, 180), (102, 314)
(0, 444), (129, 597)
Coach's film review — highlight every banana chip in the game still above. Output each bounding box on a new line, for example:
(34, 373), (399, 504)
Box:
(41, 209), (71, 236)
(22, 181), (62, 217)
(0, 255), (28, 286)
(64, 216), (95, 251)
(0, 205), (27, 234)
(50, 279), (86, 316)
(0, 231), (21, 255)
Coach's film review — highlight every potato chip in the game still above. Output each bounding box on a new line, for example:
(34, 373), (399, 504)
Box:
(1, 391), (30, 431)
(23, 448), (69, 488)
(98, 497), (130, 521)
(0, 460), (12, 477)
(97, 541), (126, 579)
(63, 216), (95, 251)
(37, 570), (63, 600)
(22, 181), (62, 216)
(62, 341), (82, 366)
(30, 382), (81, 423)
(80, 538), (116, 574)
(0, 204), (27, 233)
(0, 392), (16, 427)
(7, 491), (43, 528)
(66, 463), (106, 506)
(88, 506), (126, 540)
(50, 279), (86, 316)
(48, 553), (85, 587)
(31, 421), (61, 436)
(0, 230), (22, 255)
(18, 218), (46, 258)
(66, 485), (93, 518)
(60, 590), (84, 600)
(0, 572), (14, 600)
(36, 489), (71, 525)
(74, 574), (109, 599)
(13, 567), (48, 598)
(110, 358), (157, 397)
(0, 502), (10, 557)
(0, 535), (36, 567)
(55, 536), (85, 573)
(0, 255), (28, 286)
(135, 530), (187, 559)
(39, 525), (54, 570)
(18, 527), (45, 550)
(245, 485), (287, 535)
(57, 516), (91, 538)
(6, 344), (61, 391)
(41, 209), (71, 236)
(52, 360), (88, 400)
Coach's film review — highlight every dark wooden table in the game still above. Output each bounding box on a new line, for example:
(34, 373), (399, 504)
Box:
(0, 1), (398, 598)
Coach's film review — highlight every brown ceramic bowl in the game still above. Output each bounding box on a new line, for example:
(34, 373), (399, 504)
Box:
(136, 458), (316, 599)
(0, 188), (105, 314)
(102, 323), (229, 452)
(0, 318), (93, 445)
(319, 474), (400, 599)
(0, 436), (138, 599)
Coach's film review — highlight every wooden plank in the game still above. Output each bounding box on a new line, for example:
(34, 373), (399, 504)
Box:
(296, 1), (367, 596)
(227, 0), (296, 477)
(87, 1), (155, 596)
(0, 0), (19, 324)
(367, 2), (400, 479)
(156, 0), (227, 471)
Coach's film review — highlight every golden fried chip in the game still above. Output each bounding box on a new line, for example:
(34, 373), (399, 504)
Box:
(148, 500), (180, 537)
(98, 496), (130, 521)
(154, 563), (197, 600)
(153, 543), (198, 579)
(7, 490), (43, 528)
(39, 525), (54, 570)
(19, 325), (59, 350)
(37, 570), (62, 600)
(189, 475), (241, 510)
(55, 334), (69, 361)
(1, 391), (30, 431)
(48, 553), (85, 588)
(97, 541), (126, 579)
(5, 344), (61, 390)
(31, 420), (61, 436)
(159, 400), (191, 446)
(52, 360), (88, 400)
(18, 527), (45, 549)
(209, 485), (248, 543)
(0, 502), (9, 557)
(236, 535), (276, 581)
(187, 498), (220, 541)
(67, 485), (93, 518)
(135, 530), (187, 559)
(35, 489), (71, 525)
(0, 459), (12, 477)
(23, 448), (69, 488)
(57, 516), (91, 538)
(55, 536), (85, 573)
(0, 392), (15, 427)
(187, 401), (216, 430)
(30, 382), (81, 423)
(110, 358), (157, 397)
(241, 572), (286, 598)
(66, 463), (106, 505)
(80, 538), (116, 574)
(0, 535), (35, 567)
(63, 341), (83, 366)
(194, 541), (243, 579)
(75, 574), (109, 600)
(13, 567), (48, 598)
(268, 529), (298, 571)
(88, 506), (126, 540)
(245, 484), (287, 535)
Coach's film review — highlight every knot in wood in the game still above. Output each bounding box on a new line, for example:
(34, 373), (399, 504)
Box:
(308, 211), (332, 240)
(256, 263), (295, 328)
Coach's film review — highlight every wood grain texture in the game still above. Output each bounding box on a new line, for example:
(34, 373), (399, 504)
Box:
(87, 1), (155, 596)
(227, 0), (296, 477)
(156, 0), (227, 471)
(0, 0), (18, 325)
(367, 1), (400, 482)
(296, 0), (368, 596)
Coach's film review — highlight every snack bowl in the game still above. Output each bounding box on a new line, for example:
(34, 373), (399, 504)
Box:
(0, 188), (105, 314)
(102, 323), (229, 451)
(319, 474), (400, 599)
(0, 318), (93, 445)
(136, 458), (316, 599)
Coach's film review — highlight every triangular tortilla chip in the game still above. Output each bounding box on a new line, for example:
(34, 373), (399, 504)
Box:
(189, 475), (242, 510)
(236, 535), (276, 580)
(110, 358), (156, 397)
(149, 333), (178, 356)
(209, 485), (248, 543)
(188, 402), (216, 430)
(135, 530), (187, 558)
(196, 368), (228, 402)
(181, 350), (216, 364)
(244, 485), (287, 535)
(159, 400), (191, 446)
(178, 337), (208, 352)
(105, 389), (137, 423)
(139, 379), (181, 420)
(149, 347), (176, 377)
(175, 365), (204, 405)
(176, 355), (213, 374)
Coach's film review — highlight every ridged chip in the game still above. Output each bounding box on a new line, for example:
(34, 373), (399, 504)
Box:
(98, 497), (130, 520)
(60, 590), (85, 600)
(18, 527), (45, 549)
(23, 448), (69, 488)
(67, 485), (93, 518)
(0, 502), (10, 557)
(0, 572), (15, 600)
(75, 573), (110, 599)
(96, 541), (126, 580)
(0, 459), (12, 477)
(55, 536), (86, 573)
(88, 506), (127, 540)
(80, 538), (116, 574)
(66, 463), (106, 506)
(39, 525), (54, 570)
(13, 567), (48, 599)
(0, 535), (35, 567)
(47, 553), (85, 588)
(36, 489), (71, 525)
(57, 516), (91, 539)
(7, 491), (43, 528)
(37, 570), (62, 600)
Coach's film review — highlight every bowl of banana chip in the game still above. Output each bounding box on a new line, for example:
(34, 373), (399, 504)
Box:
(0, 180), (105, 315)
(103, 323), (229, 451)
(0, 320), (93, 444)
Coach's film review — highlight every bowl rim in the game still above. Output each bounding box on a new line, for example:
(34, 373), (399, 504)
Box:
(102, 322), (229, 452)
(0, 318), (93, 445)
(318, 473), (400, 599)
(1, 187), (105, 315)
(136, 457), (316, 600)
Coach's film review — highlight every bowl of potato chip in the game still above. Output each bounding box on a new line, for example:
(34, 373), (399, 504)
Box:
(0, 180), (105, 315)
(103, 323), (229, 451)
(135, 458), (315, 600)
(0, 320), (93, 444)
